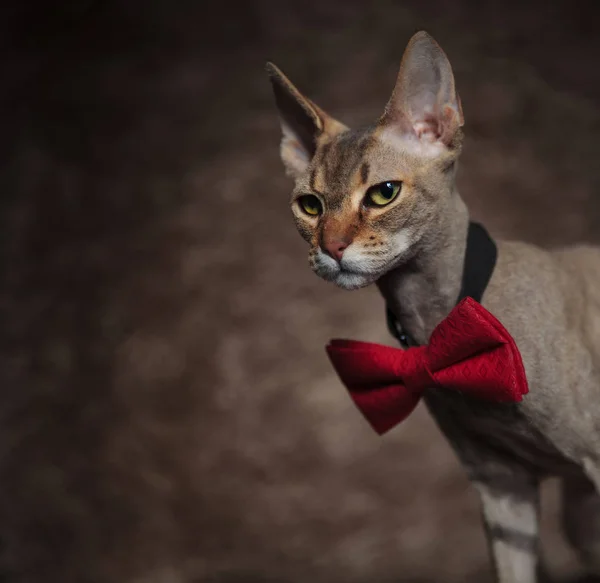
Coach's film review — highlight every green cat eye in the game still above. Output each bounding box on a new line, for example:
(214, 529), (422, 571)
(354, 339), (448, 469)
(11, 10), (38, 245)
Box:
(298, 194), (322, 216)
(365, 181), (402, 206)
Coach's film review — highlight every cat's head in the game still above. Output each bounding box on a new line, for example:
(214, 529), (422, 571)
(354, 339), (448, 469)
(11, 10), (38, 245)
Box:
(266, 31), (464, 290)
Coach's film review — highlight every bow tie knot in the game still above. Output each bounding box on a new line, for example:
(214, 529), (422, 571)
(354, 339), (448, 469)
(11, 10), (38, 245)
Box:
(400, 347), (436, 393)
(326, 297), (528, 435)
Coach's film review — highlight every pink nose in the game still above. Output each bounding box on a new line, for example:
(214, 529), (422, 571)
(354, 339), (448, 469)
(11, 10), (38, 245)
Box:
(323, 239), (350, 262)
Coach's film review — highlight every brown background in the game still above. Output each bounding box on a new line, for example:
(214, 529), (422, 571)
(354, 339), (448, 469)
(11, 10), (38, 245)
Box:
(2, 1), (600, 582)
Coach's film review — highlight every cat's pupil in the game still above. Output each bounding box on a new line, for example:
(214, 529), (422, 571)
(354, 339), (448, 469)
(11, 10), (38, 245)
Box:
(381, 182), (394, 198)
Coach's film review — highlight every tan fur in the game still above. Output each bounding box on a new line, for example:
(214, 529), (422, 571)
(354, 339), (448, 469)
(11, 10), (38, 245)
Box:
(267, 31), (600, 583)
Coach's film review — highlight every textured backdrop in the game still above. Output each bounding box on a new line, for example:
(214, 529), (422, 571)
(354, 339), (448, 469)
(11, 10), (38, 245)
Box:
(2, 1), (600, 582)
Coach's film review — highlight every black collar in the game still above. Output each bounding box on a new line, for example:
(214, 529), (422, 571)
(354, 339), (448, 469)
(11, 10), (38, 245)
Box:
(386, 222), (498, 347)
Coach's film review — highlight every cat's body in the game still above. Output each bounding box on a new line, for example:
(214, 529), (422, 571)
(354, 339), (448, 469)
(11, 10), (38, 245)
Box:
(267, 31), (600, 583)
(392, 237), (600, 474)
(423, 238), (600, 580)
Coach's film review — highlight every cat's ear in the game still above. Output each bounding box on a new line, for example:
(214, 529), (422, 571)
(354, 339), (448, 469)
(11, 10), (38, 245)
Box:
(380, 31), (463, 146)
(266, 62), (346, 178)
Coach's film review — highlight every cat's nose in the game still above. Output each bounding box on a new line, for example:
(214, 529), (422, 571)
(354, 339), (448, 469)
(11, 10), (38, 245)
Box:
(323, 239), (350, 262)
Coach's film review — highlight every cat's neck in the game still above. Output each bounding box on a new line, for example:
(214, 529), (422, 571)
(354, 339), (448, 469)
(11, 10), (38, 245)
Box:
(376, 193), (469, 345)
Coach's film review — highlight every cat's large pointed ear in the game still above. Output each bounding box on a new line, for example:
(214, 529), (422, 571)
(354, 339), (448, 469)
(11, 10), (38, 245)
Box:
(380, 31), (463, 147)
(266, 62), (347, 178)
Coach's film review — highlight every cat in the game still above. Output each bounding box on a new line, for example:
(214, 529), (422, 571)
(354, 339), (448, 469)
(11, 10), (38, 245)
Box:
(266, 31), (600, 583)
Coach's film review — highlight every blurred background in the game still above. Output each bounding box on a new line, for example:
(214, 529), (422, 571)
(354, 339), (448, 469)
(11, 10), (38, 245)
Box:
(2, 1), (600, 582)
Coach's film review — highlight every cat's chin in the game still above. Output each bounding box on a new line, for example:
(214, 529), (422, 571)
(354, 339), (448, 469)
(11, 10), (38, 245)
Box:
(333, 272), (375, 290)
(310, 249), (382, 290)
(327, 270), (378, 291)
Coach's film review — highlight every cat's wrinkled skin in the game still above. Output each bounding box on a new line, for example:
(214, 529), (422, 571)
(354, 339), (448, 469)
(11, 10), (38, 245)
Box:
(267, 31), (600, 583)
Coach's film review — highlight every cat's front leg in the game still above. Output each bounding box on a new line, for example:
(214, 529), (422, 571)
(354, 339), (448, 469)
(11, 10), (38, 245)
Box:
(426, 397), (541, 582)
(472, 472), (540, 583)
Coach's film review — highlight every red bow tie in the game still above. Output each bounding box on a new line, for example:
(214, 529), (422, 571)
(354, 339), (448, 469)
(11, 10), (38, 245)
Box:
(325, 297), (528, 435)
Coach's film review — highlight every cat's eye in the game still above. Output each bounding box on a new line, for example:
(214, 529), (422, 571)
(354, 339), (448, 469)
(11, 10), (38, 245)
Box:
(365, 181), (402, 207)
(298, 195), (322, 216)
